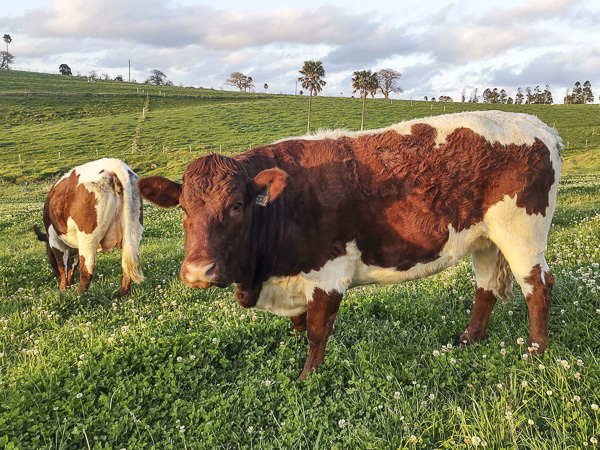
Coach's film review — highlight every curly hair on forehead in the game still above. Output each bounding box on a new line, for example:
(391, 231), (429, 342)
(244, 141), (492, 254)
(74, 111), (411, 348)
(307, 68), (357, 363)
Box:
(184, 153), (245, 179)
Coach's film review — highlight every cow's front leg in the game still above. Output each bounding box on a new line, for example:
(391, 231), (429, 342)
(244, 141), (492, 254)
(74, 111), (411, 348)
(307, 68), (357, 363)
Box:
(298, 288), (342, 380)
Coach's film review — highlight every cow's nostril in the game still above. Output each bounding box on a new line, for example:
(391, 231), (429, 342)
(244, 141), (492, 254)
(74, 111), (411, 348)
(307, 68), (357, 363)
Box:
(181, 261), (217, 285)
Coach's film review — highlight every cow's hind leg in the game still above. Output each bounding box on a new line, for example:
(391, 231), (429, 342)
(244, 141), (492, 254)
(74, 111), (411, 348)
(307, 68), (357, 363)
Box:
(493, 239), (554, 353)
(51, 248), (69, 291)
(458, 243), (508, 346)
(77, 233), (100, 293)
(290, 312), (307, 336)
(66, 256), (78, 286)
(118, 271), (131, 298)
(298, 289), (342, 380)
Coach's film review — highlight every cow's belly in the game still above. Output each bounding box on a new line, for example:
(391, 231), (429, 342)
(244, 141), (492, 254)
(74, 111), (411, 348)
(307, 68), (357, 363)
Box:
(254, 224), (488, 316)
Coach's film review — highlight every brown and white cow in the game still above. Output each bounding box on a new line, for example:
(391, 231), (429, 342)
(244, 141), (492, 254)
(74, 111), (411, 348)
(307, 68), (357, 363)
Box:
(138, 111), (562, 379)
(34, 158), (144, 298)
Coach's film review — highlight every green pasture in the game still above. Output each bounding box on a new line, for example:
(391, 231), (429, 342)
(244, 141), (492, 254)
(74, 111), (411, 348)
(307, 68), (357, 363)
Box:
(0, 70), (599, 448)
(1, 70), (599, 185)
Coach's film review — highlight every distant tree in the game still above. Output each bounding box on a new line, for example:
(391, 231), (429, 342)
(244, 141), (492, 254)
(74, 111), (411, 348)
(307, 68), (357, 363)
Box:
(461, 89), (466, 102)
(543, 84), (553, 104)
(352, 70), (378, 131)
(146, 69), (167, 85)
(571, 81), (583, 104)
(532, 86), (542, 104)
(0, 51), (14, 70)
(507, 97), (514, 105)
(515, 87), (524, 104)
(298, 60), (326, 134)
(439, 95), (453, 102)
(102, 73), (110, 80)
(583, 81), (594, 104)
(469, 88), (478, 103)
(225, 72), (253, 92)
(263, 83), (268, 93)
(376, 68), (402, 99)
(88, 70), (98, 81)
(482, 88), (491, 103)
(3, 34), (11, 53)
(431, 97), (436, 102)
(525, 87), (533, 104)
(499, 89), (507, 104)
(114, 75), (124, 82)
(58, 64), (72, 75)
(424, 95), (428, 101)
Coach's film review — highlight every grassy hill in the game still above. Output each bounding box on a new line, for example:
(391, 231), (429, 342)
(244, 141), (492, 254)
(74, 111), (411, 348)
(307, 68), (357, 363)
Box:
(1, 69), (599, 186)
(0, 70), (599, 448)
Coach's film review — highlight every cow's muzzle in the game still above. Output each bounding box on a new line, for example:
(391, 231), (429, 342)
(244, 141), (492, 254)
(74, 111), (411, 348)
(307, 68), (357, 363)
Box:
(180, 260), (230, 289)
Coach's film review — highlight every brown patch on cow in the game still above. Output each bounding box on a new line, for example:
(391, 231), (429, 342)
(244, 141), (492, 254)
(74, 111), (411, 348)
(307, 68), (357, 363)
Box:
(457, 288), (497, 345)
(47, 171), (98, 235)
(298, 288), (343, 380)
(524, 264), (554, 354)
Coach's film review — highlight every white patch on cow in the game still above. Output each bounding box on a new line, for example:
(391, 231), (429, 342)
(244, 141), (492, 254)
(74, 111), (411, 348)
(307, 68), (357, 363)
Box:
(255, 224), (489, 317)
(483, 194), (553, 298)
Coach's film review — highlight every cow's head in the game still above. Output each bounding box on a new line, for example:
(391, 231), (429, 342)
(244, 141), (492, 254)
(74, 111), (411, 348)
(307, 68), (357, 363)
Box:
(33, 224), (61, 279)
(137, 154), (287, 289)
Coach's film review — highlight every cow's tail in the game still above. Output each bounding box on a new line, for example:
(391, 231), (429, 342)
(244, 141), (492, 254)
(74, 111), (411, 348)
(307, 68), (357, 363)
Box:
(110, 160), (144, 284)
(493, 250), (514, 303)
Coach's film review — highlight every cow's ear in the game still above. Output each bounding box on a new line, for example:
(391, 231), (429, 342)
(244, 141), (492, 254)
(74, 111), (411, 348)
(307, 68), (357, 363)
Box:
(250, 168), (288, 207)
(137, 176), (181, 209)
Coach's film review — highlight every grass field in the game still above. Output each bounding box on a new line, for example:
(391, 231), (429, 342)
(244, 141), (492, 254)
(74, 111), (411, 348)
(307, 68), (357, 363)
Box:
(0, 70), (599, 448)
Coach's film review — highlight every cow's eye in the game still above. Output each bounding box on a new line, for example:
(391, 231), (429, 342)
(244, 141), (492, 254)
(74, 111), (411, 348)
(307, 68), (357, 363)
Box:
(232, 201), (243, 212)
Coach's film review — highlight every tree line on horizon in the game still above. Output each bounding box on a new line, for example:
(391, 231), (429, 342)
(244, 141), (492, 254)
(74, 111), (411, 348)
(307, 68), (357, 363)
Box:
(458, 81), (594, 105)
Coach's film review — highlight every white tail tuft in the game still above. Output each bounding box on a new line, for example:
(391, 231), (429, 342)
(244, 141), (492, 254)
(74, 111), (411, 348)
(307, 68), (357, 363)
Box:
(493, 251), (513, 303)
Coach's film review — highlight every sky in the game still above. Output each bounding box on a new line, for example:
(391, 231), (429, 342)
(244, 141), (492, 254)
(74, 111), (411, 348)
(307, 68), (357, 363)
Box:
(2, 0), (600, 102)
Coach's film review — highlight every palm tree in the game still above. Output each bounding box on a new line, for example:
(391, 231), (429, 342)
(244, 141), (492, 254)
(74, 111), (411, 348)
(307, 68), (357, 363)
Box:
(352, 70), (378, 131)
(3, 34), (11, 53)
(298, 61), (326, 134)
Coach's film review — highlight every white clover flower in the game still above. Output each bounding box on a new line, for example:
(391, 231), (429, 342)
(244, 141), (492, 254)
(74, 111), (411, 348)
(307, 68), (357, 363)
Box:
(522, 380), (528, 388)
(591, 404), (599, 411)
(409, 435), (417, 443)
(386, 375), (392, 381)
(212, 338), (218, 345)
(76, 393), (83, 399)
(522, 354), (529, 360)
(577, 359), (584, 367)
(517, 338), (525, 345)
(190, 355), (196, 361)
(264, 380), (272, 387)
(450, 358), (456, 365)
(591, 437), (598, 444)
(500, 349), (506, 356)
(472, 436), (481, 446)
(177, 356), (182, 363)
(528, 419), (534, 425)
(394, 391), (401, 400)
(432, 350), (440, 357)
(547, 390), (553, 396)
(338, 419), (346, 429)
(572, 395), (581, 403)
(247, 426), (254, 433)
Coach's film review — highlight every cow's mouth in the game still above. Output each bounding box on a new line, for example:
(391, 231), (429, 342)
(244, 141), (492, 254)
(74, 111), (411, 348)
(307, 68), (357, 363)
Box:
(185, 279), (231, 289)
